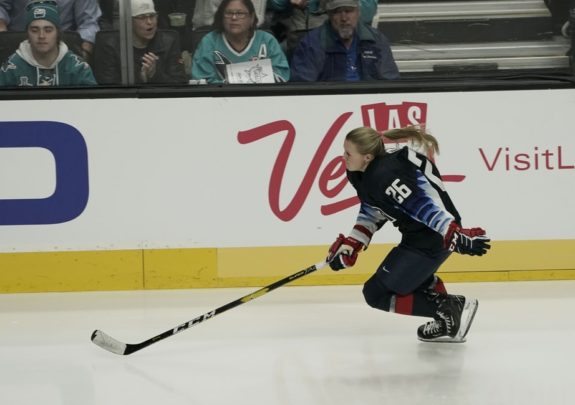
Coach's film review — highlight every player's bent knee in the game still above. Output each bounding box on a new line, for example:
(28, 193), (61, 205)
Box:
(363, 275), (392, 312)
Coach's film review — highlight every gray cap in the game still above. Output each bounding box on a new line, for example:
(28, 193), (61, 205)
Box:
(325, 0), (359, 11)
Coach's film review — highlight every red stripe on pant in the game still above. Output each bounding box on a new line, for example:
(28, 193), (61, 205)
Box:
(435, 278), (447, 294)
(395, 294), (414, 315)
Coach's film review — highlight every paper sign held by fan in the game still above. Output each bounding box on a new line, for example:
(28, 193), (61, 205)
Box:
(226, 59), (274, 84)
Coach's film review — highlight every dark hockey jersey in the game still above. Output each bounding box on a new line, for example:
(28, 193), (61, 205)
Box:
(347, 147), (462, 254)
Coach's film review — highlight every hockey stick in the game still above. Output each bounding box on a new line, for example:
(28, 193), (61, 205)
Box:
(91, 260), (327, 355)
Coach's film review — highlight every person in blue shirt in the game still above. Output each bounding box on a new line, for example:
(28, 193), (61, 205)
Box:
(191, 0), (290, 84)
(290, 0), (399, 82)
(267, 0), (377, 58)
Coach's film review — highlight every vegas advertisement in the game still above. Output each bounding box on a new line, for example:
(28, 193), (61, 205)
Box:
(0, 89), (574, 291)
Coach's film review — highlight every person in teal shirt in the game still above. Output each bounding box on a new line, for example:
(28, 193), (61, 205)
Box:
(191, 0), (290, 84)
(0, 1), (95, 87)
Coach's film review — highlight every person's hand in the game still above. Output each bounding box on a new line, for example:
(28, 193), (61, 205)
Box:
(327, 234), (364, 271)
(81, 41), (93, 62)
(455, 227), (491, 256)
(0, 19), (7, 31)
(140, 52), (159, 83)
(444, 221), (490, 256)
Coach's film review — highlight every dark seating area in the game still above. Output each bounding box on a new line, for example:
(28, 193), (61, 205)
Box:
(376, 0), (571, 74)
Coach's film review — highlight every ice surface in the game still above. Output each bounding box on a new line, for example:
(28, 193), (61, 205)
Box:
(1, 281), (573, 405)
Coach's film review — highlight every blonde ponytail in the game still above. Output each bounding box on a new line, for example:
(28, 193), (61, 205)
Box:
(383, 125), (440, 155)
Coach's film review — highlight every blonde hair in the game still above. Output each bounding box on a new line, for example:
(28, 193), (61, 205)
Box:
(345, 125), (439, 156)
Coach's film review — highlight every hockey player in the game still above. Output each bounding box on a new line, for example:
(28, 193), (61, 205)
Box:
(327, 126), (491, 342)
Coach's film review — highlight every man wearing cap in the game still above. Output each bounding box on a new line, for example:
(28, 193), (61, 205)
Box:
(0, 1), (96, 86)
(267, 0), (377, 59)
(94, 0), (187, 84)
(290, 0), (399, 81)
(0, 0), (101, 61)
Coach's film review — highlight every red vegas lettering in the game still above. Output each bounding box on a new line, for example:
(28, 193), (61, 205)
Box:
(237, 112), (358, 222)
(238, 101), (465, 222)
(361, 101), (428, 131)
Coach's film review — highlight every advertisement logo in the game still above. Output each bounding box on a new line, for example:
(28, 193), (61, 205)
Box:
(239, 101), (463, 222)
(0, 121), (89, 226)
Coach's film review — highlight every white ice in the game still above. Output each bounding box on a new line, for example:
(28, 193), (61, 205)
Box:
(1, 280), (574, 405)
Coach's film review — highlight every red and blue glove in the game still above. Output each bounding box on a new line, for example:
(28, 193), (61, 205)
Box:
(444, 222), (491, 256)
(327, 234), (364, 270)
(327, 225), (372, 271)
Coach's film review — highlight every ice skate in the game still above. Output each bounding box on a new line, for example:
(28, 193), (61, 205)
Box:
(417, 295), (478, 343)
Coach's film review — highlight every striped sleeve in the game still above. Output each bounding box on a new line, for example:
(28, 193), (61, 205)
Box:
(349, 202), (388, 246)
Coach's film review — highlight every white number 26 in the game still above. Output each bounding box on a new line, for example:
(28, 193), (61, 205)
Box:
(385, 179), (412, 203)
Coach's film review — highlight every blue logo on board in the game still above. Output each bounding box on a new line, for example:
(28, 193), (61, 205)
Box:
(0, 121), (89, 225)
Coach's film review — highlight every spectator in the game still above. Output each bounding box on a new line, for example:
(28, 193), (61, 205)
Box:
(192, 0), (266, 30)
(0, 0), (102, 61)
(191, 0), (289, 84)
(290, 0), (398, 82)
(0, 0), (96, 86)
(94, 0), (187, 84)
(267, 0), (377, 58)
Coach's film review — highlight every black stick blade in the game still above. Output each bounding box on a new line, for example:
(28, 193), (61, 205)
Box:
(91, 330), (128, 355)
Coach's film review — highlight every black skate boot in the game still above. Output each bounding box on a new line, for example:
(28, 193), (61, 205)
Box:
(417, 294), (478, 342)
(417, 317), (448, 341)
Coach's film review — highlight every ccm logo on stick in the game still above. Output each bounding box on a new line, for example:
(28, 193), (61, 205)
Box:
(0, 121), (89, 225)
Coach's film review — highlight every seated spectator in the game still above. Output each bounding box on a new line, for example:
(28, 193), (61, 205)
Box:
(191, 0), (289, 84)
(267, 0), (377, 58)
(0, 0), (96, 86)
(290, 0), (398, 82)
(0, 0), (101, 61)
(94, 0), (188, 84)
(192, 0), (266, 31)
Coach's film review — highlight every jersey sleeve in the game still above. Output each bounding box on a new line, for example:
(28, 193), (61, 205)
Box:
(348, 202), (388, 246)
(262, 32), (290, 82)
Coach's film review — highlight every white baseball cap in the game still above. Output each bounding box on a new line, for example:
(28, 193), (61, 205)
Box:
(131, 0), (156, 17)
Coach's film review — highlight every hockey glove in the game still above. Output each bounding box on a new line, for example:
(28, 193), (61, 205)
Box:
(455, 227), (491, 256)
(327, 234), (364, 271)
(444, 221), (491, 256)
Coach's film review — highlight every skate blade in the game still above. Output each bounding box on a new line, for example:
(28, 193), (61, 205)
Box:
(418, 336), (467, 343)
(457, 298), (479, 340)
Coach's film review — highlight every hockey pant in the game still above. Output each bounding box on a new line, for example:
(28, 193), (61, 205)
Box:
(362, 245), (450, 318)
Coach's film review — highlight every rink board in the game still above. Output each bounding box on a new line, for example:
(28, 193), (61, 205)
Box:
(1, 240), (574, 292)
(1, 89), (575, 292)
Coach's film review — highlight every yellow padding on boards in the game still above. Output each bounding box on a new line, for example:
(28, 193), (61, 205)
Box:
(0, 240), (574, 293)
(0, 250), (143, 293)
(217, 240), (575, 287)
(143, 248), (217, 289)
